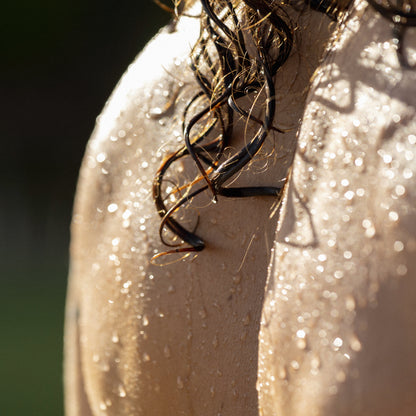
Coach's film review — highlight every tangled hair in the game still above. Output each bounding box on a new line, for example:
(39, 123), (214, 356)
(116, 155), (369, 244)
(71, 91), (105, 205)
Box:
(152, 0), (415, 259)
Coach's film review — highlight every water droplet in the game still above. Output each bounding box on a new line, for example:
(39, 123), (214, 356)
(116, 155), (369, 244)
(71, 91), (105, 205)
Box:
(142, 315), (149, 326)
(336, 371), (346, 383)
(297, 338), (307, 350)
(168, 285), (176, 294)
(111, 332), (119, 344)
(296, 329), (306, 338)
(334, 270), (344, 279)
(343, 251), (352, 260)
(99, 401), (107, 410)
(389, 211), (399, 222)
(107, 203), (118, 213)
(344, 189), (354, 200)
(403, 168), (413, 179)
(394, 240), (404, 252)
(96, 152), (107, 163)
(99, 361), (110, 372)
(149, 107), (163, 117)
(318, 254), (327, 262)
(333, 337), (343, 348)
(163, 345), (171, 358)
(290, 360), (300, 370)
(143, 352), (151, 362)
(345, 295), (356, 311)
(397, 264), (408, 276)
(92, 354), (100, 363)
(233, 274), (242, 284)
(350, 334), (362, 351)
(311, 354), (321, 370)
(278, 365), (287, 380)
(177, 376), (184, 389)
(118, 383), (127, 398)
(198, 308), (207, 319)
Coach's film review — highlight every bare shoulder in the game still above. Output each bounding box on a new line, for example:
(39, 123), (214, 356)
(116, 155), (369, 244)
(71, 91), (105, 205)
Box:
(66, 4), (335, 415)
(258, 3), (416, 416)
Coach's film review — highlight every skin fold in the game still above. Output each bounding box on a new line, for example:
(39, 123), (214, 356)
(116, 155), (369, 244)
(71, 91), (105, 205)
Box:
(64, 5), (333, 416)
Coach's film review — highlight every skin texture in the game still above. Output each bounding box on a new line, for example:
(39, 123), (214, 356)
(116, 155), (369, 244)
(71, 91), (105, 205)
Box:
(65, 2), (416, 415)
(258, 2), (416, 415)
(64, 6), (333, 416)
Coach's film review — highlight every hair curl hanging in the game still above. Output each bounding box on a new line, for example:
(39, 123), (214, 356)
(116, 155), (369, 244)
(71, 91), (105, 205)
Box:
(152, 0), (415, 260)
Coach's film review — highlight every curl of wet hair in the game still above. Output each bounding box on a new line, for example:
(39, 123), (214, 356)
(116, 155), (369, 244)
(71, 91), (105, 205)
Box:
(152, 0), (298, 259)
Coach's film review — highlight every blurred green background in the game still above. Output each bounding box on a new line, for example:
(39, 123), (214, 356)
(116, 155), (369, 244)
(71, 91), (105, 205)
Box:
(0, 1), (169, 414)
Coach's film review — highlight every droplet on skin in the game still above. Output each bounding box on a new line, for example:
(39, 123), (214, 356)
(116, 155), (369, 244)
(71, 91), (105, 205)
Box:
(199, 308), (207, 319)
(118, 383), (127, 398)
(111, 332), (119, 344)
(177, 376), (184, 390)
(333, 337), (343, 349)
(163, 345), (171, 358)
(99, 361), (110, 372)
(345, 295), (356, 311)
(278, 365), (287, 380)
(389, 211), (399, 222)
(143, 352), (151, 362)
(233, 274), (242, 284)
(107, 203), (118, 213)
(168, 285), (176, 294)
(296, 329), (306, 339)
(291, 360), (300, 371)
(96, 152), (107, 163)
(343, 251), (352, 260)
(394, 240), (404, 252)
(336, 371), (346, 383)
(350, 334), (362, 352)
(397, 264), (408, 276)
(334, 270), (344, 280)
(311, 354), (321, 370)
(297, 338), (307, 350)
(142, 315), (149, 326)
(403, 168), (413, 179)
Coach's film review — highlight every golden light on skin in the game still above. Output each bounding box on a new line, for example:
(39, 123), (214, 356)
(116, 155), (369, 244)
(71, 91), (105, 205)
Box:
(257, 2), (416, 415)
(65, 1), (416, 415)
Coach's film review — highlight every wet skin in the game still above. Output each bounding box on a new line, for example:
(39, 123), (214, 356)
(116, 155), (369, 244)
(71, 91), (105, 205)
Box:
(65, 2), (416, 416)
(258, 3), (416, 415)
(65, 7), (333, 415)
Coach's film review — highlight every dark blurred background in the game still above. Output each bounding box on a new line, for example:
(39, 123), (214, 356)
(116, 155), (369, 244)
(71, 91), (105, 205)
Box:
(0, 1), (169, 414)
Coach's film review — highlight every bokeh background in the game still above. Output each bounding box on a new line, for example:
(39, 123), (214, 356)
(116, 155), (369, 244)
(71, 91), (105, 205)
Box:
(1, 1), (169, 414)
